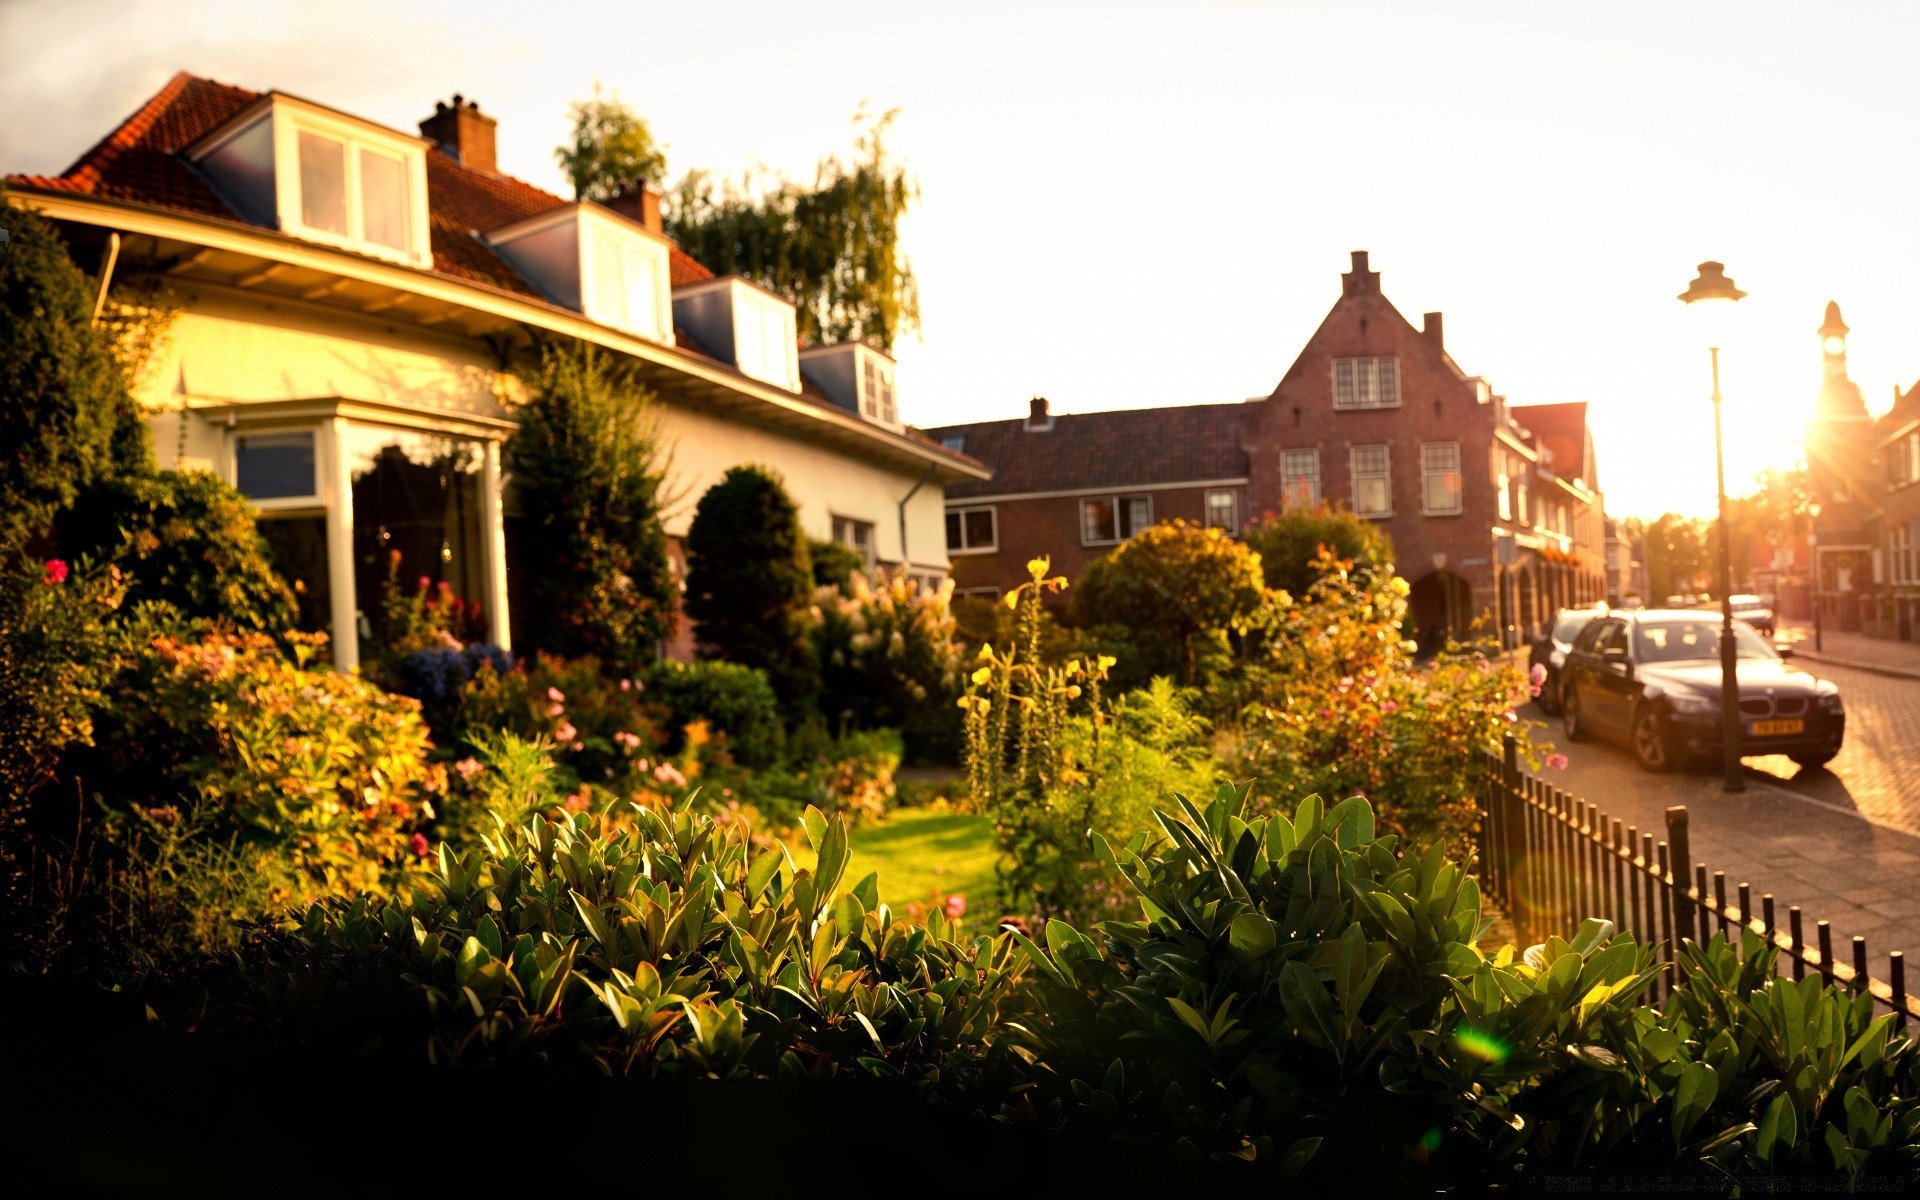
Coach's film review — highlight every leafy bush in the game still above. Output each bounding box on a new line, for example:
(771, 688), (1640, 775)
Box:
(683, 465), (818, 711)
(814, 571), (963, 761)
(1242, 503), (1394, 598)
(1227, 551), (1528, 849)
(0, 196), (149, 546)
(647, 658), (785, 768)
(169, 737), (1022, 1083)
(391, 642), (514, 740)
(506, 345), (677, 671)
(808, 536), (865, 591)
(1072, 520), (1266, 689)
(450, 653), (662, 794)
(55, 468), (297, 634)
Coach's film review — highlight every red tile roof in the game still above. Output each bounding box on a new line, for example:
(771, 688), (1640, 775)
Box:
(5, 71), (713, 298)
(928, 403), (1252, 499)
(1510, 401), (1592, 486)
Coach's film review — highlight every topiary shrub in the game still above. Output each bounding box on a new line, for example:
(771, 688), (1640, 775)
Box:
(682, 465), (818, 712)
(813, 570), (963, 762)
(506, 344), (677, 672)
(646, 657), (785, 767)
(1071, 519), (1267, 690)
(0, 196), (150, 547)
(808, 537), (864, 592)
(1242, 503), (1395, 599)
(55, 469), (297, 634)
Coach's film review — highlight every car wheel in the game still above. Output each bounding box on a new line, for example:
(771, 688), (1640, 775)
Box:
(1540, 674), (1563, 715)
(1564, 688), (1589, 742)
(1789, 749), (1839, 769)
(1631, 706), (1673, 773)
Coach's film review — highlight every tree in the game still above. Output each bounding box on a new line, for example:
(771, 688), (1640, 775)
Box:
(666, 110), (919, 351)
(506, 345), (677, 669)
(555, 84), (668, 202)
(1242, 504), (1395, 599)
(0, 196), (150, 547)
(1642, 513), (1709, 603)
(682, 466), (818, 710)
(1073, 521), (1267, 688)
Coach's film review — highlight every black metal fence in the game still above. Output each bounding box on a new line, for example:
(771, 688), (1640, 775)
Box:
(1478, 733), (1917, 1021)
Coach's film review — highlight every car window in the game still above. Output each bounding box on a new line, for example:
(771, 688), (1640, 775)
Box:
(1552, 610), (1600, 642)
(1632, 618), (1777, 662)
(1572, 620), (1609, 652)
(1588, 620), (1625, 655)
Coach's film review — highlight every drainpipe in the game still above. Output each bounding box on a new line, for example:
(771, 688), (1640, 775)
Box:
(91, 231), (121, 323)
(897, 460), (938, 580)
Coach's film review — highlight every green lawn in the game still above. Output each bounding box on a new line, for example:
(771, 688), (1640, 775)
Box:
(839, 808), (995, 915)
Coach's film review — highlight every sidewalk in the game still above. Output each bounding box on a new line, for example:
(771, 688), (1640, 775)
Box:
(1777, 619), (1920, 682)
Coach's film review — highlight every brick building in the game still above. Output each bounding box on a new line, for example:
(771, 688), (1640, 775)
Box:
(929, 252), (1607, 645)
(1806, 302), (1881, 633)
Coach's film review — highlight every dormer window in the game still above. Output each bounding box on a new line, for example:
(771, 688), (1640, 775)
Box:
(862, 356), (896, 423)
(487, 204), (673, 344)
(191, 94), (432, 269)
(675, 278), (801, 392)
(798, 342), (898, 426)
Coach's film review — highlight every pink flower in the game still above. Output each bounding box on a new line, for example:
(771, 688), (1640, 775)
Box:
(1381, 699), (1399, 714)
(1546, 753), (1569, 771)
(553, 721), (578, 744)
(1528, 684), (1542, 697)
(42, 559), (68, 585)
(1529, 663), (1547, 686)
(546, 687), (565, 703)
(613, 730), (642, 753)
(944, 893), (968, 919)
(410, 832), (430, 857)
(546, 703), (565, 718)
(417, 575), (432, 592)
(453, 757), (483, 782)
(619, 678), (631, 692)
(652, 762), (688, 789)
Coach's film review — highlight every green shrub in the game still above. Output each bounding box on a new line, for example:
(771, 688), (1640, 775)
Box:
(1242, 503), (1394, 598)
(55, 469), (297, 634)
(808, 537), (865, 591)
(647, 658), (785, 767)
(1072, 520), (1266, 690)
(168, 737), (1023, 1081)
(814, 571), (963, 761)
(682, 465), (818, 710)
(452, 653), (663, 797)
(0, 197), (150, 546)
(506, 345), (677, 671)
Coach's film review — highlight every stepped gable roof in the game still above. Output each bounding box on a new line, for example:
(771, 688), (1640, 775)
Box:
(5, 71), (713, 297)
(927, 403), (1251, 500)
(1509, 401), (1593, 486)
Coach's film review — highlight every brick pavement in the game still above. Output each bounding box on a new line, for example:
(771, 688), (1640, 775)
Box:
(1525, 653), (1920, 969)
(1777, 618), (1920, 681)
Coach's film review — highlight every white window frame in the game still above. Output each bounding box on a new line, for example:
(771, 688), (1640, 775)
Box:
(862, 353), (898, 425)
(230, 425), (324, 512)
(275, 107), (431, 269)
(1081, 494), (1153, 546)
(1350, 444), (1393, 518)
(581, 212), (673, 344)
(946, 505), (998, 555)
(831, 514), (877, 571)
(954, 586), (1003, 602)
(1281, 448), (1321, 511)
(1420, 442), (1463, 516)
(1204, 488), (1239, 533)
(1332, 357), (1402, 410)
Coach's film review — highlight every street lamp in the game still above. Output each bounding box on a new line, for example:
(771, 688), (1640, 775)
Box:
(1807, 500), (1823, 652)
(1678, 261), (1748, 794)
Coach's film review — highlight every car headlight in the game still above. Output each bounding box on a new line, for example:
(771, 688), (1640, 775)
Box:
(1818, 693), (1844, 714)
(1667, 694), (1716, 716)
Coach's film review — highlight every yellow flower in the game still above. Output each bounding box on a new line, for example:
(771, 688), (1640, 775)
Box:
(1095, 654), (1117, 673)
(1026, 556), (1052, 579)
(971, 666), (992, 685)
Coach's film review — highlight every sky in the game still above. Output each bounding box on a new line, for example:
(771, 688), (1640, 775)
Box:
(5, 0), (1917, 519)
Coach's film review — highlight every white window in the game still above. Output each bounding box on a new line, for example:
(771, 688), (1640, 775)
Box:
(945, 506), (997, 554)
(358, 146), (410, 253)
(955, 586), (1003, 602)
(1421, 442), (1462, 515)
(297, 131), (349, 236)
(1281, 449), (1321, 510)
(1205, 489), (1238, 532)
(1351, 445), (1392, 517)
(1082, 495), (1152, 545)
(1497, 468), (1512, 520)
(585, 223), (671, 342)
(1516, 476), (1531, 524)
(234, 430), (319, 505)
(863, 356), (897, 424)
(286, 119), (425, 265)
(832, 515), (876, 570)
(1332, 357), (1401, 410)
(941, 435), (965, 453)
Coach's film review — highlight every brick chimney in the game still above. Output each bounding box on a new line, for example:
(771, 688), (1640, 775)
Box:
(604, 183), (663, 235)
(1342, 250), (1381, 297)
(419, 95), (497, 174)
(1026, 396), (1052, 431)
(1423, 311), (1444, 352)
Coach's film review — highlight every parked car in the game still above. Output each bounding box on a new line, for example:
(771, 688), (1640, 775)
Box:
(1527, 604), (1608, 714)
(1561, 609), (1844, 773)
(1729, 593), (1776, 637)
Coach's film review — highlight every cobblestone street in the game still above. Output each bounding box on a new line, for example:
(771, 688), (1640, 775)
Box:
(1527, 655), (1920, 966)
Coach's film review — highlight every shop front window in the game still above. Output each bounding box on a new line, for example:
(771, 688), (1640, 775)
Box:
(346, 425), (488, 658)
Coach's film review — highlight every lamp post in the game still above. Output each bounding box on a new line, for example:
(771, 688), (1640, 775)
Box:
(1808, 501), (1823, 652)
(1678, 261), (1748, 794)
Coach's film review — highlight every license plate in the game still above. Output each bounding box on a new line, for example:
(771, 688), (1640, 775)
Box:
(1750, 719), (1804, 736)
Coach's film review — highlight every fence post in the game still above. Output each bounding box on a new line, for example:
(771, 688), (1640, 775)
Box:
(1665, 807), (1693, 952)
(1852, 936), (1869, 995)
(1500, 734), (1520, 932)
(1790, 907), (1805, 980)
(1818, 921), (1834, 985)
(1892, 952), (1907, 1029)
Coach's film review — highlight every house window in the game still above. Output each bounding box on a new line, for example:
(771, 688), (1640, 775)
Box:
(945, 506), (997, 554)
(358, 146), (410, 253)
(955, 586), (1003, 602)
(1421, 442), (1462, 515)
(832, 515), (876, 570)
(1497, 469), (1512, 520)
(297, 131), (349, 236)
(1281, 449), (1321, 510)
(1205, 489), (1238, 532)
(1082, 495), (1152, 545)
(1332, 357), (1401, 410)
(862, 357), (897, 424)
(235, 431), (318, 503)
(1351, 445), (1392, 517)
(346, 427), (488, 661)
(586, 225), (670, 342)
(941, 435), (965, 453)
(1892, 524), (1913, 584)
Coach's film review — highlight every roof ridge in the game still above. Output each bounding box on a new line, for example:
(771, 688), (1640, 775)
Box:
(60, 70), (201, 188)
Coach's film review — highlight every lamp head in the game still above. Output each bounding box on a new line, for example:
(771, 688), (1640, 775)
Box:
(1679, 261), (1745, 350)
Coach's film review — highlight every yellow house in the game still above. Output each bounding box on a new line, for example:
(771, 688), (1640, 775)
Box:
(6, 72), (984, 670)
